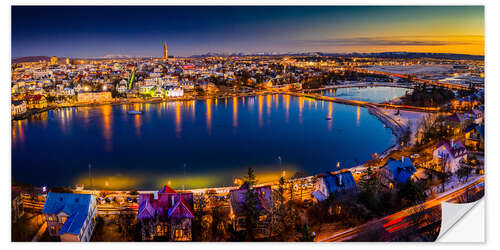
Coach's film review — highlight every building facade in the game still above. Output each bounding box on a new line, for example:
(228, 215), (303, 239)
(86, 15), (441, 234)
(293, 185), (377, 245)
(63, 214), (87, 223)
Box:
(137, 185), (194, 241)
(312, 171), (358, 202)
(11, 100), (27, 116)
(229, 185), (272, 233)
(42, 192), (97, 242)
(433, 139), (468, 173)
(380, 157), (417, 190)
(76, 91), (112, 103)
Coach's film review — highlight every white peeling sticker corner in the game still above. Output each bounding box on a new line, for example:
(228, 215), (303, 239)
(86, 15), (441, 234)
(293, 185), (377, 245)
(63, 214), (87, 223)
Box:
(436, 198), (484, 242)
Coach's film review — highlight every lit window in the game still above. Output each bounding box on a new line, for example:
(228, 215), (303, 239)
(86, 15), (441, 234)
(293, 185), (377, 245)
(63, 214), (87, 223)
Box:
(175, 229), (183, 239)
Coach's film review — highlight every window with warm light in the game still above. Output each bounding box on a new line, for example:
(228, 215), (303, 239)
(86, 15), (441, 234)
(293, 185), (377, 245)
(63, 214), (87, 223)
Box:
(175, 229), (183, 239)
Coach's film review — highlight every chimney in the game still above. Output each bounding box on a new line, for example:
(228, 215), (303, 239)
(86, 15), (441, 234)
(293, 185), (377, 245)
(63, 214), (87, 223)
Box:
(154, 191), (158, 200)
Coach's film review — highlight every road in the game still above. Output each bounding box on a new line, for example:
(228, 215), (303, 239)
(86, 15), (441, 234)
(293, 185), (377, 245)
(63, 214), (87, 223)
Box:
(320, 176), (484, 242)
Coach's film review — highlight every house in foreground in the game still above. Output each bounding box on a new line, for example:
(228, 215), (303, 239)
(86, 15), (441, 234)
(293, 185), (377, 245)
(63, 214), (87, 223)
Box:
(380, 157), (417, 190)
(229, 185), (272, 233)
(465, 124), (484, 151)
(312, 171), (357, 202)
(433, 139), (468, 173)
(137, 185), (194, 241)
(42, 192), (97, 242)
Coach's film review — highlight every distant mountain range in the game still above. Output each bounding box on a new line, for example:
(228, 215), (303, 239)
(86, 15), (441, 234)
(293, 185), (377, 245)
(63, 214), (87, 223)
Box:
(190, 51), (484, 60)
(12, 56), (51, 63)
(12, 51), (484, 63)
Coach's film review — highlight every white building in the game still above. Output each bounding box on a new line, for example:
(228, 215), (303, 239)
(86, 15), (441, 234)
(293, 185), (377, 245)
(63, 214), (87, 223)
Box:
(166, 87), (184, 98)
(433, 139), (468, 173)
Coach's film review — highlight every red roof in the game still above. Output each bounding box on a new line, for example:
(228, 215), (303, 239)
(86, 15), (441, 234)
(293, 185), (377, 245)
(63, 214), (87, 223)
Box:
(436, 140), (467, 159)
(159, 185), (176, 194)
(28, 95), (44, 101)
(137, 186), (193, 221)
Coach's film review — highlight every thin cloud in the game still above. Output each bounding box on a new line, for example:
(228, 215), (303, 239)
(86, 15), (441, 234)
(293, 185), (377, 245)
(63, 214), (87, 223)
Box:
(295, 37), (478, 47)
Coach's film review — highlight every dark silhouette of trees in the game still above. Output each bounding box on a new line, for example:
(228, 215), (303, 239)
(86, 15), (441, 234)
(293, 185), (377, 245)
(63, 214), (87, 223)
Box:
(242, 167), (260, 241)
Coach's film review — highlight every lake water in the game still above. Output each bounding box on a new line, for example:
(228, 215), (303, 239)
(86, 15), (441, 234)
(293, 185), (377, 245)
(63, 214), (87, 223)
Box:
(12, 94), (396, 190)
(321, 86), (412, 103)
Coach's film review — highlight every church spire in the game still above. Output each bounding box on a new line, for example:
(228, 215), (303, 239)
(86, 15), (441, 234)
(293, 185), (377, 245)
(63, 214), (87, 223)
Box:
(162, 41), (168, 60)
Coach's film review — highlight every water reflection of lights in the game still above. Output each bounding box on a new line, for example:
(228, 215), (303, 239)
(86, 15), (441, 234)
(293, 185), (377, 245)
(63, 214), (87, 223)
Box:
(175, 101), (182, 137)
(298, 96), (304, 124)
(206, 99), (212, 134)
(134, 114), (142, 136)
(266, 94), (272, 117)
(284, 95), (290, 123)
(258, 95), (264, 127)
(328, 102), (333, 131)
(232, 97), (238, 128)
(356, 106), (361, 127)
(101, 105), (113, 151)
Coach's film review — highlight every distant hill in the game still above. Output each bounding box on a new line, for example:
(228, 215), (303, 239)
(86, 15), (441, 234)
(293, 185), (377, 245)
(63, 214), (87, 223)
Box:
(191, 51), (484, 61)
(12, 56), (50, 63)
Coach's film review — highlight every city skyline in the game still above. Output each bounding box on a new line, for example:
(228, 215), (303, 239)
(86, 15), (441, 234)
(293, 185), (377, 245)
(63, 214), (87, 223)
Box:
(12, 6), (484, 58)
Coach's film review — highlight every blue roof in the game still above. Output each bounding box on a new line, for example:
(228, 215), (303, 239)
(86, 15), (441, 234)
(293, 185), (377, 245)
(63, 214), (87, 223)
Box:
(322, 171), (357, 197)
(465, 124), (484, 139)
(43, 192), (94, 236)
(385, 158), (416, 184)
(477, 125), (485, 139)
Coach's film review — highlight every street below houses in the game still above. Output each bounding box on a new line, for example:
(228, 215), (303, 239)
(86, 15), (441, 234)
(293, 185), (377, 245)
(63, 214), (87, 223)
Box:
(319, 176), (484, 242)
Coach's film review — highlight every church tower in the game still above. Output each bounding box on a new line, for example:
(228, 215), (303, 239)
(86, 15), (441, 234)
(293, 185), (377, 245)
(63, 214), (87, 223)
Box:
(162, 41), (168, 60)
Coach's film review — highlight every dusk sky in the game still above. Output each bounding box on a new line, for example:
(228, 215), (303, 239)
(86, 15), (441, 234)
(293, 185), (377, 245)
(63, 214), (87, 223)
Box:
(12, 6), (484, 58)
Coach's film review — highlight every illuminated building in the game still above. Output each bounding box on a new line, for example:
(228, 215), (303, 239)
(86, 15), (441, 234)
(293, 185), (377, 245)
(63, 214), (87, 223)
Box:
(76, 92), (112, 103)
(162, 41), (168, 60)
(50, 56), (59, 65)
(137, 185), (194, 241)
(42, 192), (97, 242)
(27, 95), (47, 109)
(11, 100), (27, 116)
(380, 157), (417, 189)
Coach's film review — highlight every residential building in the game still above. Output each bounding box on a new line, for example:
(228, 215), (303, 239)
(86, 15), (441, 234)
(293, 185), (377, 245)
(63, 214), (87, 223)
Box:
(380, 157), (417, 189)
(76, 91), (112, 103)
(42, 192), (97, 242)
(11, 100), (27, 116)
(312, 171), (358, 202)
(27, 95), (47, 109)
(137, 185), (194, 241)
(229, 185), (272, 233)
(433, 139), (468, 173)
(465, 124), (484, 151)
(166, 87), (184, 97)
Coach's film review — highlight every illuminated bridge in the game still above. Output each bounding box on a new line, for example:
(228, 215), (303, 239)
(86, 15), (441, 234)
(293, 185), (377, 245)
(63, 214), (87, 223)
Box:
(344, 67), (470, 91)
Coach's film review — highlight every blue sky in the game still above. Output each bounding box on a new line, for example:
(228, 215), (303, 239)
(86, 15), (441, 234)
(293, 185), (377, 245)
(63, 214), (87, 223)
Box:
(12, 6), (484, 57)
